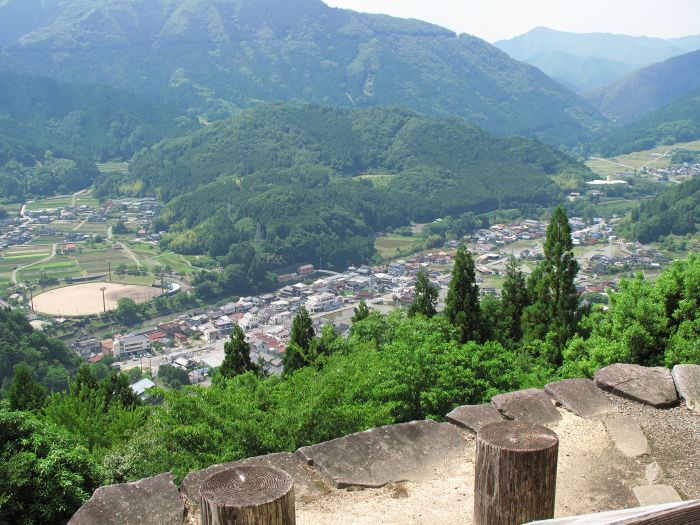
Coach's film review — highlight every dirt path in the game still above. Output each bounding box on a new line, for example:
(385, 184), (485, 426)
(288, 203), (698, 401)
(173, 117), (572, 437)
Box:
(11, 243), (57, 284)
(589, 156), (637, 171)
(118, 241), (142, 268)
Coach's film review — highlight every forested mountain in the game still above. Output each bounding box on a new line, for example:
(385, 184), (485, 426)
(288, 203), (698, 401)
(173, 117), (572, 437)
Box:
(0, 71), (195, 201)
(586, 49), (700, 124)
(631, 176), (700, 243)
(0, 0), (605, 146)
(496, 27), (700, 92)
(104, 104), (589, 294)
(589, 87), (700, 156)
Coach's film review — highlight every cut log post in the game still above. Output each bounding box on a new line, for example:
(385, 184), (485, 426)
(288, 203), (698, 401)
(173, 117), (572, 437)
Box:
(474, 421), (559, 525)
(200, 465), (295, 525)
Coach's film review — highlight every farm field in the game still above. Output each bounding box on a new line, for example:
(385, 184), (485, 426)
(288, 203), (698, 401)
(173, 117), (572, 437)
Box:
(97, 162), (129, 173)
(586, 139), (700, 179)
(375, 234), (419, 259)
(25, 191), (100, 211)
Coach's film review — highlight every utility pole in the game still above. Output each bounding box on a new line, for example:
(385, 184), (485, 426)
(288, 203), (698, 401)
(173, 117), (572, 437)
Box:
(100, 286), (107, 313)
(108, 261), (112, 283)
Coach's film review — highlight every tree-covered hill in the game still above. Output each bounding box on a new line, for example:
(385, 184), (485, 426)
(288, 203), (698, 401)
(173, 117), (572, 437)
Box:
(0, 71), (196, 202)
(0, 0), (605, 146)
(585, 49), (700, 125)
(588, 87), (700, 157)
(630, 176), (700, 243)
(106, 104), (590, 294)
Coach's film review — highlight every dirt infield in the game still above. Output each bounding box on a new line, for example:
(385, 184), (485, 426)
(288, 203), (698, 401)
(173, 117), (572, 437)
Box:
(33, 282), (162, 316)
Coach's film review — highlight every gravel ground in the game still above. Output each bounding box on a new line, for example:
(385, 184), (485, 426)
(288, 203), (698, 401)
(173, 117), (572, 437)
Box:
(605, 392), (700, 500)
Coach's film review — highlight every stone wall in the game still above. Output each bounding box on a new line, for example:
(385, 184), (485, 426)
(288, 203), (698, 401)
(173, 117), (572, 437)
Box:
(68, 363), (700, 524)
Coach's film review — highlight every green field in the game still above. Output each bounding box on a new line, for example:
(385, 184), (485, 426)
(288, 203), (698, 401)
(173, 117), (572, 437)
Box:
(375, 234), (419, 259)
(26, 196), (74, 211)
(97, 162), (129, 173)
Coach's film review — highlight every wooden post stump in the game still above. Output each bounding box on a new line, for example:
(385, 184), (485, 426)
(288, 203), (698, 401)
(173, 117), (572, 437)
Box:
(200, 465), (295, 525)
(474, 421), (559, 525)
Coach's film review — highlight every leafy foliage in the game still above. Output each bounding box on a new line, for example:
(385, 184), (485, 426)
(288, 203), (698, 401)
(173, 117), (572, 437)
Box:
(0, 308), (80, 391)
(220, 325), (256, 379)
(444, 245), (482, 343)
(0, 405), (104, 525)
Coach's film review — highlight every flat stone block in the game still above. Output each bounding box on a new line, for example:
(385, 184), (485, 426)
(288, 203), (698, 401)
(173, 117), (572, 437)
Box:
(446, 403), (504, 433)
(491, 388), (561, 425)
(595, 364), (678, 407)
(69, 473), (183, 525)
(645, 461), (664, 484)
(633, 485), (682, 506)
(181, 452), (329, 504)
(545, 378), (616, 418)
(672, 364), (700, 412)
(605, 416), (650, 458)
(296, 420), (467, 489)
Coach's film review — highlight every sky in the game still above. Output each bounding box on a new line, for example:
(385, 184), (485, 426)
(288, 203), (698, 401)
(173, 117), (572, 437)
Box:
(323, 0), (700, 42)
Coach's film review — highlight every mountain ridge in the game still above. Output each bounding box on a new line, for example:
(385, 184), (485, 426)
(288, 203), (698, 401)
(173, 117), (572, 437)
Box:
(0, 0), (605, 146)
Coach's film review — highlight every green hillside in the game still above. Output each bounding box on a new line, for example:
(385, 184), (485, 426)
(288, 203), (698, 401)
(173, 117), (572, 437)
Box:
(0, 0), (605, 146)
(0, 71), (195, 201)
(106, 104), (590, 295)
(586, 49), (700, 124)
(589, 87), (700, 157)
(631, 176), (700, 243)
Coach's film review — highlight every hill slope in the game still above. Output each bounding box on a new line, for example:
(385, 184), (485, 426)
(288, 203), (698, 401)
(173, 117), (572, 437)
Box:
(109, 104), (590, 293)
(589, 87), (700, 156)
(586, 49), (700, 124)
(496, 27), (700, 92)
(0, 0), (604, 146)
(0, 71), (195, 201)
(631, 176), (700, 243)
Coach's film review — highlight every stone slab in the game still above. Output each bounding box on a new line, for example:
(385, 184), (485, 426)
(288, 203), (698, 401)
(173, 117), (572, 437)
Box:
(69, 473), (183, 525)
(633, 485), (682, 506)
(672, 364), (700, 412)
(491, 388), (561, 425)
(545, 378), (616, 418)
(296, 420), (467, 488)
(646, 461), (664, 484)
(445, 403), (504, 433)
(595, 363), (678, 408)
(605, 415), (650, 458)
(181, 452), (330, 504)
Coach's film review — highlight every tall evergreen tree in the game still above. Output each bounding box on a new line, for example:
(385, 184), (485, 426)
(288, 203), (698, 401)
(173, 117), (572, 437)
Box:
(408, 268), (439, 318)
(8, 364), (47, 411)
(522, 206), (580, 359)
(500, 256), (529, 343)
(220, 324), (256, 378)
(290, 306), (315, 351)
(284, 307), (316, 374)
(351, 300), (370, 324)
(444, 245), (482, 343)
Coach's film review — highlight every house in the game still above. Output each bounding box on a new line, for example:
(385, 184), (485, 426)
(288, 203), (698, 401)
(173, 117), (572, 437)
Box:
(72, 337), (101, 358)
(129, 378), (155, 400)
(297, 264), (314, 275)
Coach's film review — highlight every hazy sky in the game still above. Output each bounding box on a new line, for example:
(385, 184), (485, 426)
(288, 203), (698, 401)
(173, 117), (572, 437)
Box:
(323, 0), (700, 42)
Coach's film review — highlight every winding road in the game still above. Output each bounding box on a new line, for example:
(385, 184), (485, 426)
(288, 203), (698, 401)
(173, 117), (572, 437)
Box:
(11, 243), (58, 284)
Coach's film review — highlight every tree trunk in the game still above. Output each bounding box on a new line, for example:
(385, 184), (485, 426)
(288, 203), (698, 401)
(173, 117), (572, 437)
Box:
(200, 466), (295, 525)
(474, 421), (559, 525)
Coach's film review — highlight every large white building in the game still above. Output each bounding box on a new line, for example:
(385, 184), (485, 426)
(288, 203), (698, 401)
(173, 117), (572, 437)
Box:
(305, 292), (339, 313)
(113, 334), (150, 359)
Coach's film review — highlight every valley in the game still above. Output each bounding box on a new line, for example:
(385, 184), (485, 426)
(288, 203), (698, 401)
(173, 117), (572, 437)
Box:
(1, 2), (700, 523)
